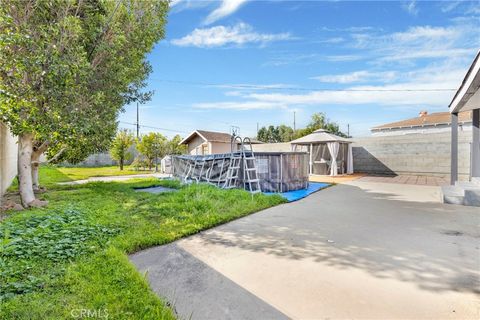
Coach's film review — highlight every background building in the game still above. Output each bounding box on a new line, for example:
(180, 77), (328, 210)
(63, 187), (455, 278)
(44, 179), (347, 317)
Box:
(371, 111), (472, 136)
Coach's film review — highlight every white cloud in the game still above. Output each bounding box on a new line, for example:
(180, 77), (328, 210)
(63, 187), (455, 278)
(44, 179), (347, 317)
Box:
(264, 52), (362, 67)
(319, 37), (345, 44)
(321, 26), (375, 32)
(246, 62), (466, 108)
(466, 2), (480, 14)
(246, 85), (452, 109)
(402, 0), (419, 15)
(193, 101), (285, 110)
(391, 25), (458, 42)
(193, 60), (468, 111)
(169, 0), (183, 7)
(224, 91), (243, 97)
(263, 53), (320, 67)
(211, 83), (296, 90)
(325, 54), (362, 62)
(350, 24), (479, 62)
(171, 23), (292, 48)
(169, 0), (213, 12)
(203, 0), (249, 25)
(312, 71), (397, 84)
(440, 1), (461, 13)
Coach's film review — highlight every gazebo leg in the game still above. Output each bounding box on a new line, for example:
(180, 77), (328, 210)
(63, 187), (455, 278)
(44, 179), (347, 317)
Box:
(309, 143), (313, 175)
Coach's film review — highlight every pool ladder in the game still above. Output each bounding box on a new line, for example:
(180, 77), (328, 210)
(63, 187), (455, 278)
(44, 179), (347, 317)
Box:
(223, 135), (261, 194)
(242, 137), (261, 194)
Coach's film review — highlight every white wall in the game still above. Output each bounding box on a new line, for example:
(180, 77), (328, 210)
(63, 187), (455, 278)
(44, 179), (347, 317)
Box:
(0, 122), (18, 201)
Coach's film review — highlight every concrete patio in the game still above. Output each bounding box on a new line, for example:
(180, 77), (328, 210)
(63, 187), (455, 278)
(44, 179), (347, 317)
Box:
(130, 180), (480, 319)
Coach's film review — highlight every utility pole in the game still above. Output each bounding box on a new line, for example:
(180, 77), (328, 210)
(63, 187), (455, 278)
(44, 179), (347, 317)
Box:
(347, 124), (350, 138)
(293, 111), (296, 131)
(256, 122), (259, 136)
(136, 102), (140, 138)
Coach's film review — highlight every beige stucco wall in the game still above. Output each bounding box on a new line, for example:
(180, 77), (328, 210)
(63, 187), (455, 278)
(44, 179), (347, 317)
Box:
(186, 137), (231, 155)
(187, 135), (208, 155)
(210, 141), (231, 154)
(0, 122), (18, 201)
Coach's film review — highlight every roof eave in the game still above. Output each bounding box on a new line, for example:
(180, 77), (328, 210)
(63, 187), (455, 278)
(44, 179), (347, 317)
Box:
(449, 50), (480, 114)
(179, 130), (207, 145)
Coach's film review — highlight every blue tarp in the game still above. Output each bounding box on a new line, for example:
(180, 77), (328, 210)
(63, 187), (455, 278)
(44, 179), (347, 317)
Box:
(264, 182), (330, 202)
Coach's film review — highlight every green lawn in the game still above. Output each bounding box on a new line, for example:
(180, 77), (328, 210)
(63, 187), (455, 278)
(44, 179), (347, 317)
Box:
(8, 165), (152, 190)
(0, 167), (285, 319)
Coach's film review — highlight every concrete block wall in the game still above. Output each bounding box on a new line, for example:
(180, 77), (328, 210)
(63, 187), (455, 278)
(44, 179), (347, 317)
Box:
(73, 145), (138, 167)
(352, 131), (471, 180)
(0, 122), (18, 201)
(77, 152), (117, 167)
(252, 142), (292, 152)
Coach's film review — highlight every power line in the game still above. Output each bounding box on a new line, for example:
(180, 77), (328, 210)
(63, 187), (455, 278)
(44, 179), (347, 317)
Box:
(148, 78), (458, 92)
(119, 121), (188, 134)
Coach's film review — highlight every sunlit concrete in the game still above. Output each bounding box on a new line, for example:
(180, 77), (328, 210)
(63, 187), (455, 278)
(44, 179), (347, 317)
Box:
(132, 181), (480, 319)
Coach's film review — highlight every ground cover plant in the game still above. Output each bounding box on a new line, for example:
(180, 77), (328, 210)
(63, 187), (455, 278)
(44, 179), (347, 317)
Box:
(0, 167), (285, 319)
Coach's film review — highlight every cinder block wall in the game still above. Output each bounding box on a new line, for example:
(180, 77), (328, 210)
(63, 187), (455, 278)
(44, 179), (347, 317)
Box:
(252, 142), (292, 152)
(0, 122), (18, 202)
(69, 145), (138, 167)
(352, 131), (471, 180)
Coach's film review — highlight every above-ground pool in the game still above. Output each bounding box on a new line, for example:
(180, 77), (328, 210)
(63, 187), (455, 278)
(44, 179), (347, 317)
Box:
(171, 151), (309, 193)
(254, 152), (309, 192)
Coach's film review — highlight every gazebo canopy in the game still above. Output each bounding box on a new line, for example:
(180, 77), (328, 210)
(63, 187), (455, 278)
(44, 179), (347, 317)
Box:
(290, 129), (351, 145)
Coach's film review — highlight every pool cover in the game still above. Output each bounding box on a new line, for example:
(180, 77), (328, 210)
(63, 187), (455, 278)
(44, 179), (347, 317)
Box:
(264, 182), (330, 202)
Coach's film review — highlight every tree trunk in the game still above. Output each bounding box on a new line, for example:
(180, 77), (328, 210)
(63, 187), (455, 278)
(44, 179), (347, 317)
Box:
(31, 152), (41, 191)
(120, 158), (124, 170)
(18, 133), (36, 207)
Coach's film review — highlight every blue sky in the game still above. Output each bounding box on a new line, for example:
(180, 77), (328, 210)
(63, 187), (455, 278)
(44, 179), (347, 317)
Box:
(118, 0), (480, 138)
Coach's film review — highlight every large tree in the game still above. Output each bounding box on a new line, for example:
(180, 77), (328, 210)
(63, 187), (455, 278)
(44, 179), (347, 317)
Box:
(294, 112), (347, 139)
(257, 113), (347, 143)
(257, 125), (281, 143)
(0, 0), (168, 206)
(257, 125), (293, 143)
(110, 130), (134, 170)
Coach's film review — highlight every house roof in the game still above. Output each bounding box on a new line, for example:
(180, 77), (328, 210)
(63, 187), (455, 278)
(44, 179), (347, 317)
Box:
(180, 130), (232, 145)
(371, 111), (472, 131)
(179, 130), (263, 145)
(449, 50), (480, 113)
(290, 129), (351, 145)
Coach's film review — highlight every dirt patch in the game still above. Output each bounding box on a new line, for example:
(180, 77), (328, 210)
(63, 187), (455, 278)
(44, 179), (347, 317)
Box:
(134, 186), (177, 194)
